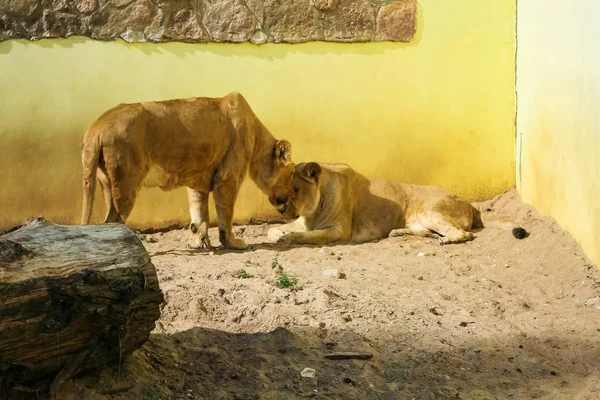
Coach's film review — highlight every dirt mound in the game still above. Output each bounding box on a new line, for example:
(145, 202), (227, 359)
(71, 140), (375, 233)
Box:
(23, 190), (600, 399)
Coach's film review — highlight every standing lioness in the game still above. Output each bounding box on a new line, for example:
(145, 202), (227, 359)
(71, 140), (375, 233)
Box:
(81, 92), (294, 250)
(268, 162), (527, 246)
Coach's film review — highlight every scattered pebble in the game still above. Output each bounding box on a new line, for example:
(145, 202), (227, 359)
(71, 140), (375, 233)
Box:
(418, 252), (436, 257)
(301, 367), (316, 378)
(309, 319), (326, 328)
(294, 296), (310, 305)
(323, 269), (346, 279)
(429, 307), (442, 316)
(583, 297), (600, 309)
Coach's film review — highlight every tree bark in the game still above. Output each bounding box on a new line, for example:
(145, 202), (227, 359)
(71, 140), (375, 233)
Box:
(0, 218), (164, 397)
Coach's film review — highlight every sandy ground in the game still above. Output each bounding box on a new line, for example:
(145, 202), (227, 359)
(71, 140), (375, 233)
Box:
(52, 189), (600, 399)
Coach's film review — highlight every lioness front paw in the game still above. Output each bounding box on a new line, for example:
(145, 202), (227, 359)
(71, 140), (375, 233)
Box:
(277, 233), (295, 244)
(188, 234), (212, 249)
(268, 228), (286, 242)
(224, 237), (248, 250)
(389, 229), (406, 238)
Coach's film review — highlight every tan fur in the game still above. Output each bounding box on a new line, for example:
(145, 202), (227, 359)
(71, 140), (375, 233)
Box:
(81, 92), (294, 250)
(268, 162), (527, 246)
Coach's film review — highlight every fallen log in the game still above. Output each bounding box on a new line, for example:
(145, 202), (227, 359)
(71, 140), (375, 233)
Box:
(0, 218), (164, 397)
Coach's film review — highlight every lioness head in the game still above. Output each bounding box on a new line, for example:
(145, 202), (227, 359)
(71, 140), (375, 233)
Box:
(267, 140), (295, 210)
(276, 162), (322, 219)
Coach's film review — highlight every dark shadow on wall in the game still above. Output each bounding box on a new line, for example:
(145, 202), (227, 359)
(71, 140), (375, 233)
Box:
(5, 322), (599, 399)
(0, 3), (425, 58)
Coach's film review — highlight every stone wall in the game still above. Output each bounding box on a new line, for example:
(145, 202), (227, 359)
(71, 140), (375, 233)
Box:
(0, 0), (416, 43)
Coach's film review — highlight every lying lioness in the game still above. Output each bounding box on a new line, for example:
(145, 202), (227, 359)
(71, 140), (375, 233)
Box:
(268, 162), (527, 246)
(81, 92), (294, 250)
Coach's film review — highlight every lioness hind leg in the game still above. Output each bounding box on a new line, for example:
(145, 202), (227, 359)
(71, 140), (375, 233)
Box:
(437, 228), (474, 245)
(110, 187), (137, 224)
(187, 188), (212, 249)
(213, 178), (248, 250)
(102, 147), (146, 224)
(389, 225), (439, 239)
(104, 173), (142, 224)
(417, 212), (474, 245)
(97, 166), (121, 223)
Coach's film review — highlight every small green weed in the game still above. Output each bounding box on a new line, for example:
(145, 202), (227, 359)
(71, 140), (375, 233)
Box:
(233, 269), (253, 279)
(271, 257), (298, 289)
(271, 257), (283, 272)
(275, 273), (299, 289)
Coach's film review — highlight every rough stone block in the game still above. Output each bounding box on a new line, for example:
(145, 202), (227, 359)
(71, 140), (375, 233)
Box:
(320, 0), (374, 43)
(0, 0), (418, 43)
(263, 0), (320, 43)
(375, 0), (417, 42)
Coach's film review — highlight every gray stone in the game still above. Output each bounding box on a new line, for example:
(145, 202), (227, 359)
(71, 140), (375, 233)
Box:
(120, 27), (145, 42)
(250, 29), (268, 44)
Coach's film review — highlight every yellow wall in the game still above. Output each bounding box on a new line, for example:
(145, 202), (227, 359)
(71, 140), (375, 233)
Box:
(0, 0), (516, 231)
(517, 0), (600, 266)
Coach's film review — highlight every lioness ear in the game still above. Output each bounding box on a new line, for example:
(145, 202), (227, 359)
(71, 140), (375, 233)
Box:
(274, 140), (292, 164)
(301, 162), (322, 183)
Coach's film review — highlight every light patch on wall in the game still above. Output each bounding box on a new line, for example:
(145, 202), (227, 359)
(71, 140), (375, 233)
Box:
(0, 0), (516, 231)
(517, 0), (600, 266)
